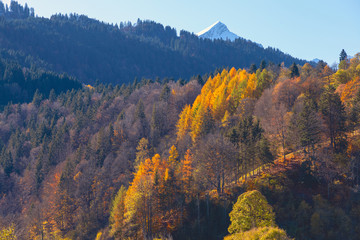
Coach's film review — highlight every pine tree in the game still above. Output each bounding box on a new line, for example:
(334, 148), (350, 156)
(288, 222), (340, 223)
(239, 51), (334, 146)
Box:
(49, 89), (56, 102)
(339, 49), (347, 62)
(159, 84), (171, 101)
(135, 99), (148, 138)
(1, 148), (13, 176)
(290, 63), (300, 78)
(150, 104), (160, 147)
(260, 60), (267, 70)
(32, 89), (43, 107)
(135, 99), (146, 120)
(319, 85), (347, 152)
(249, 64), (257, 74)
(95, 128), (106, 167)
(297, 95), (322, 154)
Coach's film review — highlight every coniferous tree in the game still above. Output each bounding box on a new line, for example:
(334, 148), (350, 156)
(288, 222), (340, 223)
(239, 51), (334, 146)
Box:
(95, 127), (106, 167)
(1, 148), (13, 176)
(135, 99), (146, 121)
(229, 116), (270, 179)
(32, 89), (43, 107)
(159, 84), (171, 102)
(340, 49), (347, 62)
(249, 64), (257, 74)
(290, 63), (300, 78)
(260, 60), (267, 70)
(297, 95), (322, 155)
(319, 85), (347, 152)
(150, 104), (160, 147)
(49, 89), (56, 102)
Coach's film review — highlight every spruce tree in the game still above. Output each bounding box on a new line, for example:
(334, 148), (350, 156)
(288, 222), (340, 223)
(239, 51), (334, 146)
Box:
(249, 64), (257, 74)
(150, 104), (160, 146)
(298, 95), (321, 155)
(319, 85), (347, 152)
(260, 60), (267, 70)
(339, 49), (347, 62)
(135, 99), (146, 120)
(159, 84), (170, 102)
(32, 89), (43, 107)
(290, 63), (300, 78)
(1, 149), (13, 176)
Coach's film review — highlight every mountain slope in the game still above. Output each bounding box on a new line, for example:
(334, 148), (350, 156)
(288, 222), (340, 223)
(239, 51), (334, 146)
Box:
(0, 2), (307, 86)
(197, 21), (239, 41)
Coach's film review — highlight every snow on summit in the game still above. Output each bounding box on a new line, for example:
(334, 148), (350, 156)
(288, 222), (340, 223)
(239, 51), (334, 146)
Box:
(197, 21), (239, 41)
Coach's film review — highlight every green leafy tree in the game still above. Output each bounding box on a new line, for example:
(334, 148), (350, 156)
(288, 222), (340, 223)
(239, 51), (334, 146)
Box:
(228, 190), (276, 234)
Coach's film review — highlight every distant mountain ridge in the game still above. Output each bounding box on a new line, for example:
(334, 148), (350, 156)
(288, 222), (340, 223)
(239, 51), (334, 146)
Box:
(0, 1), (307, 85)
(197, 21), (239, 41)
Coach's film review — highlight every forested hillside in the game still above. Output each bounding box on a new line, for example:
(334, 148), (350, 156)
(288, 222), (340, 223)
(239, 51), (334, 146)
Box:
(0, 1), (306, 85)
(1, 1), (360, 240)
(0, 48), (360, 239)
(0, 56), (81, 107)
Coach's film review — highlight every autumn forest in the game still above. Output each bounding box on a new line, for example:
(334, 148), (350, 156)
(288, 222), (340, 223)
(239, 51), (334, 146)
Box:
(1, 1), (360, 240)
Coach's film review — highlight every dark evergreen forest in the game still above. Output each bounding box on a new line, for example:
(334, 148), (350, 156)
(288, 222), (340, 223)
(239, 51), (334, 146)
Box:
(0, 1), (306, 86)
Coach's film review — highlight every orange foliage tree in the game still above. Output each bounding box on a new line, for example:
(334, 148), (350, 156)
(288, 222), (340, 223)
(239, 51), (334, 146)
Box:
(114, 145), (193, 239)
(177, 68), (266, 142)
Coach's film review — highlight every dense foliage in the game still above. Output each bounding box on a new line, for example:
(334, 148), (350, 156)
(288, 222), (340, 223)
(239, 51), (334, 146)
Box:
(0, 56), (81, 107)
(228, 190), (276, 234)
(1, 2), (360, 240)
(0, 1), (306, 85)
(0, 52), (359, 239)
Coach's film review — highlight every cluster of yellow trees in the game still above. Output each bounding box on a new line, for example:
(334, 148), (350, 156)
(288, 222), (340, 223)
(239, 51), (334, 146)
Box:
(177, 67), (273, 142)
(110, 146), (193, 239)
(335, 53), (360, 103)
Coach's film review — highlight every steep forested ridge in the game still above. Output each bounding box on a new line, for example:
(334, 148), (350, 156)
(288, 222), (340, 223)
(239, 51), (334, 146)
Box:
(0, 49), (360, 239)
(0, 1), (306, 85)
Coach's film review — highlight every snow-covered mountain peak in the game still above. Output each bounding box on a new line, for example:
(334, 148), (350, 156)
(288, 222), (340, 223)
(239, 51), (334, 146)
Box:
(196, 21), (239, 41)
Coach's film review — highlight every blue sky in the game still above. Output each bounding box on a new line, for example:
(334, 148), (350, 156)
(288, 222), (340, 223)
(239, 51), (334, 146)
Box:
(3, 0), (359, 65)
